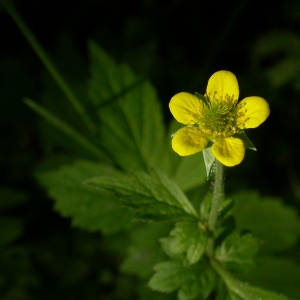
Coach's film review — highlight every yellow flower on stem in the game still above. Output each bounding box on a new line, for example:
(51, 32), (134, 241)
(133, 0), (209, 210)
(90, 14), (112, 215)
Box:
(169, 71), (270, 167)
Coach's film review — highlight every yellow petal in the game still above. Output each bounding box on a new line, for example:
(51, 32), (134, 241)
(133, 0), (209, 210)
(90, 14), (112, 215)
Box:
(169, 92), (201, 125)
(237, 96), (270, 128)
(172, 127), (207, 156)
(206, 70), (239, 102)
(211, 138), (245, 167)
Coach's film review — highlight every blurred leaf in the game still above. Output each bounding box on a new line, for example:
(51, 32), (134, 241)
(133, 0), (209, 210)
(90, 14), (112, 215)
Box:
(232, 191), (300, 252)
(137, 281), (177, 300)
(215, 232), (260, 272)
(37, 160), (135, 234)
(149, 260), (215, 300)
(162, 221), (208, 265)
(238, 256), (300, 300)
(88, 41), (165, 172)
(211, 260), (292, 300)
(24, 98), (106, 160)
(86, 168), (198, 221)
(253, 31), (300, 90)
(0, 188), (28, 211)
(0, 247), (38, 298)
(121, 223), (170, 279)
(172, 152), (207, 192)
(198, 192), (213, 223)
(0, 217), (23, 246)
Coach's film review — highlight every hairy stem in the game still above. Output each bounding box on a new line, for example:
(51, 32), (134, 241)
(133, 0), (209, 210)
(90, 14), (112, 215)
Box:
(206, 160), (224, 257)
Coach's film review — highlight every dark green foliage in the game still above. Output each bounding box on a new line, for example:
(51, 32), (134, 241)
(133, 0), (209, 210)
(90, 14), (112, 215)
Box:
(149, 260), (216, 300)
(215, 232), (260, 272)
(86, 168), (198, 221)
(161, 221), (208, 264)
(37, 160), (135, 234)
(232, 191), (300, 252)
(2, 1), (300, 298)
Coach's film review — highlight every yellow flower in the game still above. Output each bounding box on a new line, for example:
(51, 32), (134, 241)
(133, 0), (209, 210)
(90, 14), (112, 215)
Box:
(169, 70), (270, 167)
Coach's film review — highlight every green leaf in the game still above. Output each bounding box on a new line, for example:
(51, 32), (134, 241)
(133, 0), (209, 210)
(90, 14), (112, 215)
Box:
(24, 98), (106, 160)
(233, 131), (256, 151)
(163, 221), (208, 264)
(149, 260), (215, 300)
(211, 260), (292, 300)
(0, 217), (23, 246)
(253, 31), (300, 90)
(121, 223), (170, 279)
(138, 283), (177, 300)
(0, 188), (28, 211)
(237, 256), (300, 300)
(202, 148), (216, 179)
(3, 0), (95, 131)
(172, 152), (207, 192)
(215, 232), (260, 272)
(232, 191), (300, 252)
(36, 160), (135, 234)
(88, 41), (165, 172)
(199, 192), (213, 222)
(86, 168), (198, 221)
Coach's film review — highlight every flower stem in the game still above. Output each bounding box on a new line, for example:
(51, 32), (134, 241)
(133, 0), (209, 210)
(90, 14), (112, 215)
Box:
(206, 160), (224, 257)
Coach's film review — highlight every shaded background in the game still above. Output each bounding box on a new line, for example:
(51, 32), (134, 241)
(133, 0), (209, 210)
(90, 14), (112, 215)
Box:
(1, 0), (300, 299)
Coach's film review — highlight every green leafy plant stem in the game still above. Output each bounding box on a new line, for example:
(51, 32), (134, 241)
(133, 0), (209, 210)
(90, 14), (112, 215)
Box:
(3, 0), (96, 132)
(207, 160), (223, 257)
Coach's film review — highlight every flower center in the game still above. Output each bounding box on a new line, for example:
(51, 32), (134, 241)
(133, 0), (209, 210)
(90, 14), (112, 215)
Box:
(194, 92), (246, 141)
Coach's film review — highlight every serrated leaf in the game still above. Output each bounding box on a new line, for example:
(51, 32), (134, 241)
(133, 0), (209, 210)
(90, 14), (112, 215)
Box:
(215, 232), (260, 272)
(178, 267), (215, 300)
(86, 168), (198, 221)
(149, 260), (215, 299)
(233, 131), (256, 151)
(232, 191), (300, 252)
(164, 221), (208, 264)
(202, 148), (215, 179)
(88, 41), (165, 172)
(36, 160), (135, 234)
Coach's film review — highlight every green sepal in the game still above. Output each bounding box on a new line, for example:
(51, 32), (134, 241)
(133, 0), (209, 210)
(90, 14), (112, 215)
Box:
(202, 148), (216, 179)
(195, 92), (209, 106)
(233, 131), (256, 151)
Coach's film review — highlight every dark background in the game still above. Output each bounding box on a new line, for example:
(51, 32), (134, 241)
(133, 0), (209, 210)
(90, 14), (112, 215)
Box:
(1, 0), (300, 299)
